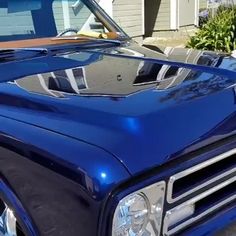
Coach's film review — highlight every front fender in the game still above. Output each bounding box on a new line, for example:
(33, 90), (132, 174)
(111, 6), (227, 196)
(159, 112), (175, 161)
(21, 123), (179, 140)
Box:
(0, 115), (130, 236)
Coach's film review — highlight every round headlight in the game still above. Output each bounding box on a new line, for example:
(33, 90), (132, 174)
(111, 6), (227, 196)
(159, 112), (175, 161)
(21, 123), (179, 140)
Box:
(112, 193), (149, 236)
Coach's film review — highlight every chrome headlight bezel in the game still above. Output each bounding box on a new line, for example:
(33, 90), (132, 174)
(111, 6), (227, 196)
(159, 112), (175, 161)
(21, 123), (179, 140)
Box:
(111, 181), (166, 236)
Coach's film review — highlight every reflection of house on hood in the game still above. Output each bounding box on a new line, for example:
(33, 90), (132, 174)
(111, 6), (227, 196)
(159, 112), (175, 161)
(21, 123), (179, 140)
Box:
(14, 48), (224, 99)
(14, 51), (155, 98)
(134, 47), (223, 90)
(14, 51), (99, 98)
(16, 67), (88, 98)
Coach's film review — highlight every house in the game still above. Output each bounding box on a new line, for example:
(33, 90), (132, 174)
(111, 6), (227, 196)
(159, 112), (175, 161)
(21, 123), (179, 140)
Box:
(99, 0), (209, 40)
(199, 0), (208, 8)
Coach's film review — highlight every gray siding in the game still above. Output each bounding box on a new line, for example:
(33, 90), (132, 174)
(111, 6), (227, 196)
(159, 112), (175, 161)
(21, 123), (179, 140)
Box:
(113, 0), (143, 38)
(199, 0), (207, 9)
(68, 4), (91, 30)
(179, 0), (196, 26)
(154, 0), (170, 30)
(145, 0), (170, 35)
(53, 1), (64, 32)
(0, 9), (34, 36)
(52, 1), (92, 32)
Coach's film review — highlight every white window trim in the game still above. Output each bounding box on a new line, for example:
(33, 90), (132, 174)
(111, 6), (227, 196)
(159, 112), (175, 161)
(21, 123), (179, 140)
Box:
(170, 0), (178, 30)
(171, 0), (199, 29)
(195, 0), (199, 26)
(142, 0), (145, 35)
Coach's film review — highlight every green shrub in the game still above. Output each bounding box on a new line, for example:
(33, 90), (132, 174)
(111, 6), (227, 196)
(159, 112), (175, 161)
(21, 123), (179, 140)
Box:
(187, 6), (236, 53)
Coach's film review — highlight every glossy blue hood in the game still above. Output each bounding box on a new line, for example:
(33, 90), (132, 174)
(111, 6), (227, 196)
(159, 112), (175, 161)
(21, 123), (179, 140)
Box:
(0, 43), (236, 175)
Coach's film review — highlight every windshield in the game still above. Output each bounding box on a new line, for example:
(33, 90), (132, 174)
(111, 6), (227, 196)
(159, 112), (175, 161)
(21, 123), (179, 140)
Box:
(0, 0), (127, 47)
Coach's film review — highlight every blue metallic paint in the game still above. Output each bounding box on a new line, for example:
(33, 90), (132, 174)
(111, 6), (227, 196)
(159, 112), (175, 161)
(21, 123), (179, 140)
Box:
(0, 179), (38, 235)
(0, 41), (235, 235)
(100, 134), (236, 235)
(183, 204), (236, 235)
(0, 47), (236, 175)
(0, 115), (130, 235)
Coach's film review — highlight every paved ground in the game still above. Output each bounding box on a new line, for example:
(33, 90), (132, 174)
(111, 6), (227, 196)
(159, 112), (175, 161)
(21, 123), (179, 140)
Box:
(143, 36), (189, 48)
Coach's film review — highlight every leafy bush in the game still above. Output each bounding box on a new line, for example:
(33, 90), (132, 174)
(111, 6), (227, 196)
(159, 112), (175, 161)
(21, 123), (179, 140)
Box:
(187, 6), (236, 53)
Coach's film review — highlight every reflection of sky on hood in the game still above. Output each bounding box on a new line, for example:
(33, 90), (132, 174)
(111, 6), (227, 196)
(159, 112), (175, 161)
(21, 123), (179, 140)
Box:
(219, 57), (236, 71)
(158, 76), (235, 104)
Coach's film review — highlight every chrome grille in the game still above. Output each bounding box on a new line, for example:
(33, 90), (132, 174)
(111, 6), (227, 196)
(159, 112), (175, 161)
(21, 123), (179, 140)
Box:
(164, 149), (236, 235)
(167, 148), (236, 203)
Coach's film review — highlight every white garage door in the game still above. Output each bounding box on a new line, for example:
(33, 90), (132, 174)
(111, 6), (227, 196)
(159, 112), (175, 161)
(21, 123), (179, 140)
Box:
(179, 0), (196, 26)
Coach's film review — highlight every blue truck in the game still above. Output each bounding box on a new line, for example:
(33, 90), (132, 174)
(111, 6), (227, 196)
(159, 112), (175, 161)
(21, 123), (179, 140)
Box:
(0, 0), (235, 235)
